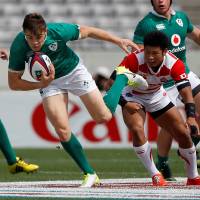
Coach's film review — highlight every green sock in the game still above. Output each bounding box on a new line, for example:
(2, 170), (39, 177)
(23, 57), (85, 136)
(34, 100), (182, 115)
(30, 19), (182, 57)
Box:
(0, 120), (16, 165)
(61, 133), (94, 174)
(157, 154), (169, 167)
(103, 74), (128, 113)
(191, 136), (200, 146)
(157, 154), (173, 179)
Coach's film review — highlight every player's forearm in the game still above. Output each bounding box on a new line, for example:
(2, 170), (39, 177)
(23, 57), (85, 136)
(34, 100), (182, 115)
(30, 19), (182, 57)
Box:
(179, 86), (195, 104)
(80, 26), (120, 45)
(8, 78), (43, 91)
(8, 72), (43, 91)
(179, 87), (196, 120)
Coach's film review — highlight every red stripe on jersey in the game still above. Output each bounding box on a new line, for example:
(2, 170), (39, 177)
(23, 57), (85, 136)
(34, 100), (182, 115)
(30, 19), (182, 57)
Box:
(158, 65), (171, 76)
(119, 53), (139, 73)
(170, 59), (187, 81)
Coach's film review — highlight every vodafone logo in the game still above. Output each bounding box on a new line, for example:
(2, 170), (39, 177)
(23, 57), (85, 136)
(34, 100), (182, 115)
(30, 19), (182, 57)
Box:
(31, 101), (159, 143)
(171, 34), (181, 47)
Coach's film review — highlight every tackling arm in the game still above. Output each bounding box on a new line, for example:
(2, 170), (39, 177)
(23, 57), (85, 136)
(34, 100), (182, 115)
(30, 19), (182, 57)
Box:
(79, 25), (139, 53)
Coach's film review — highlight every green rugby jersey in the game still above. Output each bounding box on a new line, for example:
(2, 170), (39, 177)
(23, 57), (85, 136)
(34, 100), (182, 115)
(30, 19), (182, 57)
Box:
(133, 10), (194, 88)
(9, 23), (80, 79)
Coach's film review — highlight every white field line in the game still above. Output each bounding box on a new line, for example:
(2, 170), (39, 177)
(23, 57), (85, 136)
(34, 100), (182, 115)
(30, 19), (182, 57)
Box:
(0, 178), (199, 199)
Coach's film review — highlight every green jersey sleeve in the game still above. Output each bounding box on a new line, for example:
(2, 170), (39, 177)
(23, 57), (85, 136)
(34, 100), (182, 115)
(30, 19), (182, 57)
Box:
(9, 32), (27, 72)
(48, 23), (80, 43)
(184, 12), (193, 33)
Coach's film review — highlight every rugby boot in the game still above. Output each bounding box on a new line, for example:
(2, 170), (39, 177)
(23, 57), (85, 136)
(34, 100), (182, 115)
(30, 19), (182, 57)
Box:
(187, 176), (200, 186)
(9, 157), (39, 174)
(152, 173), (167, 186)
(80, 173), (100, 188)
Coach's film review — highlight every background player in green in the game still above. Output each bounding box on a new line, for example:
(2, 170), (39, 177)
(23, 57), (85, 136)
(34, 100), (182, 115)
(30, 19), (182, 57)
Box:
(0, 48), (39, 173)
(130, 0), (200, 180)
(8, 13), (147, 187)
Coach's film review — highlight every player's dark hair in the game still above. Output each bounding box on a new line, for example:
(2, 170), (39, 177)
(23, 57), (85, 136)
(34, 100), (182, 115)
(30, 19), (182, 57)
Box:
(151, 0), (172, 7)
(144, 31), (169, 50)
(23, 13), (46, 35)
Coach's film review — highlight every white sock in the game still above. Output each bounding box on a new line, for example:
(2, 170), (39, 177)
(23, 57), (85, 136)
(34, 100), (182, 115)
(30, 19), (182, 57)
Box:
(178, 145), (199, 179)
(133, 141), (159, 177)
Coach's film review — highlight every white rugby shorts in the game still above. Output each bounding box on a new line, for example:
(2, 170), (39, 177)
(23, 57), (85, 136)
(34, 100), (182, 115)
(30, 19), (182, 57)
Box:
(122, 86), (172, 113)
(39, 61), (97, 99)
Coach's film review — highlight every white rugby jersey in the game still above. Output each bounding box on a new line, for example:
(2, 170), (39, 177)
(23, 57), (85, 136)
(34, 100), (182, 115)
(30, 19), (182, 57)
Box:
(119, 50), (188, 94)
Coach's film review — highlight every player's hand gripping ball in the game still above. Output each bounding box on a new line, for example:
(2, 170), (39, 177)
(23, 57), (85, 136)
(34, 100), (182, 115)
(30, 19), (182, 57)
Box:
(28, 52), (51, 81)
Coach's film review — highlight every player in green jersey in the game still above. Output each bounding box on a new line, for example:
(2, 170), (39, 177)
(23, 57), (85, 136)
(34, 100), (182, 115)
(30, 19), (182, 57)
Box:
(8, 13), (147, 187)
(0, 48), (39, 174)
(126, 0), (200, 180)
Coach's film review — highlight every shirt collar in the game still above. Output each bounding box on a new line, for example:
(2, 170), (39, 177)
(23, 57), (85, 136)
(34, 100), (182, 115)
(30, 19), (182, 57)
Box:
(151, 9), (176, 19)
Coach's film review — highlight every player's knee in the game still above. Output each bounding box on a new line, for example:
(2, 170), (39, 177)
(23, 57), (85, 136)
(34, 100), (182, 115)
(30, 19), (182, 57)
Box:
(173, 125), (192, 148)
(55, 127), (71, 141)
(129, 125), (145, 142)
(94, 112), (112, 123)
(128, 123), (143, 135)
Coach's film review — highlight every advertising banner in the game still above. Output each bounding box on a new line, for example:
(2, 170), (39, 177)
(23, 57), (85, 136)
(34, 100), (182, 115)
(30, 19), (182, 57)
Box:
(1, 91), (176, 148)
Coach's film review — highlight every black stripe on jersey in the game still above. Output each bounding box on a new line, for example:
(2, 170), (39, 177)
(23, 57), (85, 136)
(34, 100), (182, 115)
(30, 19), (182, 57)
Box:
(150, 102), (174, 119)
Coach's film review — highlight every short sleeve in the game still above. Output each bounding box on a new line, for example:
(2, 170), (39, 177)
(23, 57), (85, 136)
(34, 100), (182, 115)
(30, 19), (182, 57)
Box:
(184, 13), (194, 33)
(9, 33), (27, 71)
(49, 23), (80, 43)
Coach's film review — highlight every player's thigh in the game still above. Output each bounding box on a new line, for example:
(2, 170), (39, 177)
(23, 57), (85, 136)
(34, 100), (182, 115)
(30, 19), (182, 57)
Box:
(42, 93), (71, 132)
(122, 107), (145, 133)
(122, 107), (146, 145)
(80, 88), (112, 122)
(155, 106), (188, 140)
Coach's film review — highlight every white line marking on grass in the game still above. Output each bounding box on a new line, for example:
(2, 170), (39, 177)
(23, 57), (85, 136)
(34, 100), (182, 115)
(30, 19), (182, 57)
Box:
(0, 178), (199, 199)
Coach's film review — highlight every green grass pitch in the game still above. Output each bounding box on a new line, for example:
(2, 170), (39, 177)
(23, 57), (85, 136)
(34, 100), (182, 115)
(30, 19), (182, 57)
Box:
(0, 148), (188, 182)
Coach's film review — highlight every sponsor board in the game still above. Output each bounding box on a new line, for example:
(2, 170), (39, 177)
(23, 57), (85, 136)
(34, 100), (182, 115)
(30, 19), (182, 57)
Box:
(1, 91), (182, 148)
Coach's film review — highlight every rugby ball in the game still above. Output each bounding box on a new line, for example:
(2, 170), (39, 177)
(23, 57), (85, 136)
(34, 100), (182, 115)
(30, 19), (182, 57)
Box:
(28, 52), (51, 81)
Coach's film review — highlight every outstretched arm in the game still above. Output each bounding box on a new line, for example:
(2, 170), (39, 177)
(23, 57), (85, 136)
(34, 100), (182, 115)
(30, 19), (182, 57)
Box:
(79, 25), (139, 54)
